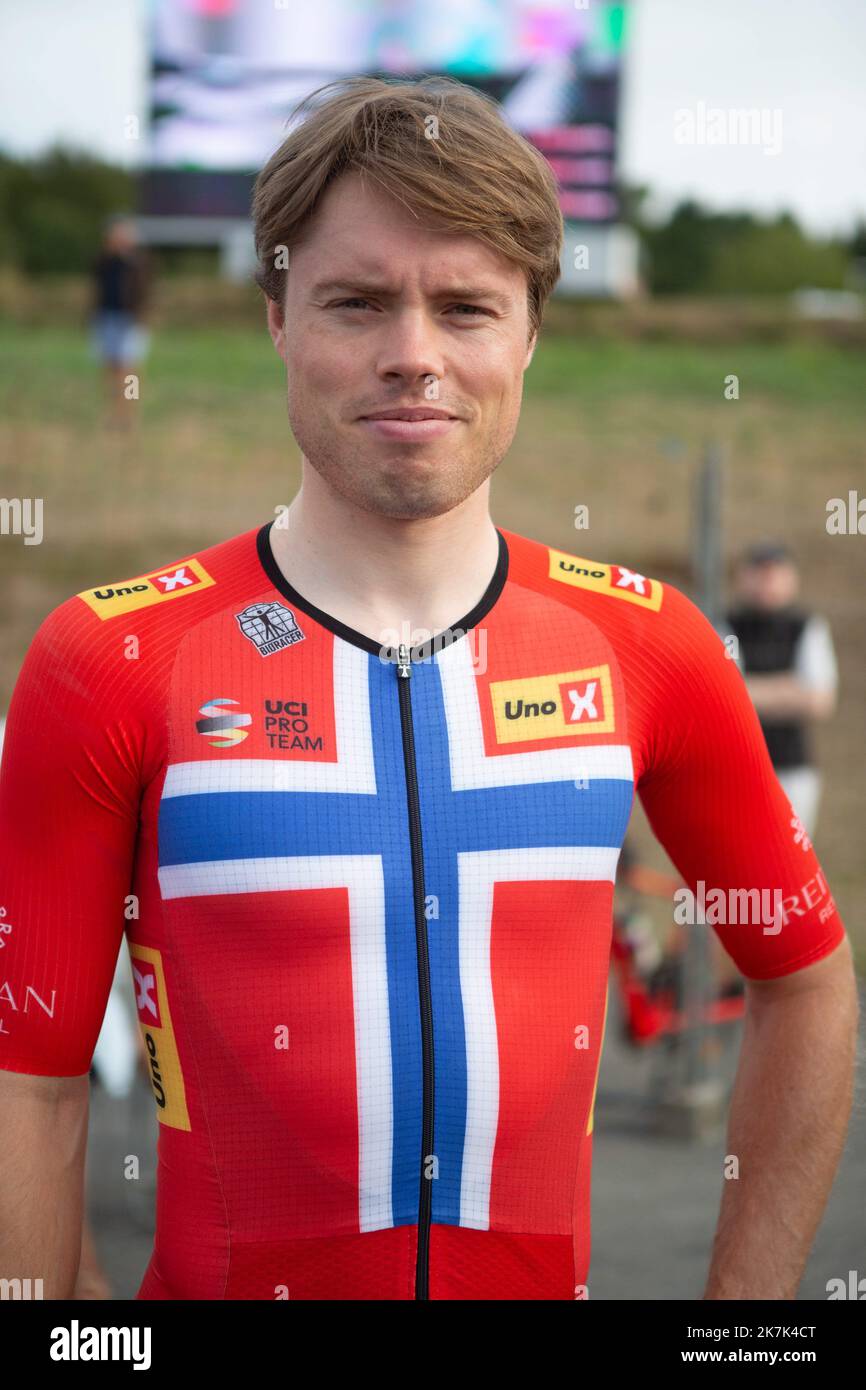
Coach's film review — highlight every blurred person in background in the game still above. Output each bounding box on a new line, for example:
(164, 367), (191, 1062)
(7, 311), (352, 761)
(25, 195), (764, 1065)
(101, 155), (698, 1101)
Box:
(89, 215), (152, 430)
(726, 543), (838, 838)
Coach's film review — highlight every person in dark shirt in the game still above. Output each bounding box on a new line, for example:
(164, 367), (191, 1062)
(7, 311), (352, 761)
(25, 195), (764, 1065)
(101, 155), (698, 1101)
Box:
(89, 216), (152, 428)
(726, 543), (838, 838)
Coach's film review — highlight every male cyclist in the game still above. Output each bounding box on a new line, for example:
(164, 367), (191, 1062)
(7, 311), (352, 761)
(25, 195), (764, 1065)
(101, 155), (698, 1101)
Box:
(0, 77), (857, 1301)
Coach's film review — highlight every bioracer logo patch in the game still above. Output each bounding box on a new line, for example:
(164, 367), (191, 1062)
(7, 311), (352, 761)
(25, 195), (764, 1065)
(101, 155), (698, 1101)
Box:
(490, 664), (615, 744)
(548, 548), (663, 610)
(236, 601), (305, 656)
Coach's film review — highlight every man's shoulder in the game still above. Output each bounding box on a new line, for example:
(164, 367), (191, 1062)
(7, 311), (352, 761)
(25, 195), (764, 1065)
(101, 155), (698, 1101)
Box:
(69, 523), (260, 626)
(28, 523), (265, 670)
(498, 526), (729, 677)
(500, 525), (676, 621)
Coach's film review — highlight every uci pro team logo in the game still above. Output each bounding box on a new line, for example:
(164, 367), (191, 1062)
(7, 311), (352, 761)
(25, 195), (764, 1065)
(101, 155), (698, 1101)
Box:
(195, 697), (252, 748)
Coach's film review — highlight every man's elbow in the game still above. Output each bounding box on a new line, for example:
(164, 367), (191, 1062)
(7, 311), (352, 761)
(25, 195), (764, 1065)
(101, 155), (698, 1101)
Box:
(745, 935), (858, 1010)
(0, 1068), (90, 1105)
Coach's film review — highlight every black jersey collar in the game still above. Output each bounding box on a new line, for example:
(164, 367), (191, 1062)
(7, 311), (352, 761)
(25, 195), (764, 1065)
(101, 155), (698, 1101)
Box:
(255, 520), (509, 662)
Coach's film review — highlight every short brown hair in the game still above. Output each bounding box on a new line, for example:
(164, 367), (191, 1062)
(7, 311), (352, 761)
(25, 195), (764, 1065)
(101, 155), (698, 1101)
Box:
(252, 75), (564, 341)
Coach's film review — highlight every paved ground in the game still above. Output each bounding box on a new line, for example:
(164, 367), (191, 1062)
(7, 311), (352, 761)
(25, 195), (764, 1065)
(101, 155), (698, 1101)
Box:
(586, 986), (865, 1300)
(85, 981), (865, 1302)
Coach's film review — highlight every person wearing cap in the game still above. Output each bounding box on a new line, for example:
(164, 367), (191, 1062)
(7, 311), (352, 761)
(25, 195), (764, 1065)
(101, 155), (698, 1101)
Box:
(726, 544), (838, 837)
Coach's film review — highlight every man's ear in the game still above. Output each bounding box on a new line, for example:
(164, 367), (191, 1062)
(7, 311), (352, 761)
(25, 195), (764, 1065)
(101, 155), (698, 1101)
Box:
(266, 296), (288, 362)
(524, 330), (538, 370)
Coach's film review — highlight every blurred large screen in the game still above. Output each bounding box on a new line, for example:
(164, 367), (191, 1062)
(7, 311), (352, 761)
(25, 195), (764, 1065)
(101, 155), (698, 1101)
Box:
(144, 0), (627, 222)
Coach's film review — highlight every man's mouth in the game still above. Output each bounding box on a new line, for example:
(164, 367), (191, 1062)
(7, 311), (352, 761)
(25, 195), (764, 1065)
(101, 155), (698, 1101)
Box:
(358, 407), (462, 441)
(360, 407), (458, 421)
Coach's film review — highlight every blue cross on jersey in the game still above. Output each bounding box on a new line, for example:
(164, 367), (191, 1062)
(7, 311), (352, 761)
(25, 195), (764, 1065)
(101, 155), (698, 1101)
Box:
(157, 635), (634, 1234)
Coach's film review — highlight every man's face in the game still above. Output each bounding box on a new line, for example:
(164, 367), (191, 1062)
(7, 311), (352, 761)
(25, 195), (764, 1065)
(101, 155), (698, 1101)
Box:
(106, 220), (136, 253)
(737, 560), (799, 609)
(267, 170), (537, 520)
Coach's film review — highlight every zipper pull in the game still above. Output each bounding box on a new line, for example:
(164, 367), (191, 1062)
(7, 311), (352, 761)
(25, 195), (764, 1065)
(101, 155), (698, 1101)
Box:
(396, 642), (412, 678)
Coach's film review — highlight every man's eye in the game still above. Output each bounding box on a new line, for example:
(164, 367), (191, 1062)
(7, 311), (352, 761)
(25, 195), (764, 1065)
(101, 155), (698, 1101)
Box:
(332, 299), (488, 316)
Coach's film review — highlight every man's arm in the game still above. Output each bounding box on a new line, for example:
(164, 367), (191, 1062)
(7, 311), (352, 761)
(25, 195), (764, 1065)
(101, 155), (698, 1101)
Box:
(0, 1071), (89, 1299)
(703, 937), (858, 1299)
(746, 615), (839, 722)
(745, 672), (835, 720)
(0, 597), (146, 1298)
(636, 582), (852, 1295)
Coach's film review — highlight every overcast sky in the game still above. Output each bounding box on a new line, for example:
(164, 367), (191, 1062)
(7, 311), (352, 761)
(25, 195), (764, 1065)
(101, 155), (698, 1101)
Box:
(0, 0), (863, 234)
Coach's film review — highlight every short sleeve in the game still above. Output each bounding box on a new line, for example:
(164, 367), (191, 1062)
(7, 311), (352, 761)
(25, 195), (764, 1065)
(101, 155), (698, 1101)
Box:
(0, 600), (143, 1076)
(637, 584), (846, 981)
(794, 615), (838, 696)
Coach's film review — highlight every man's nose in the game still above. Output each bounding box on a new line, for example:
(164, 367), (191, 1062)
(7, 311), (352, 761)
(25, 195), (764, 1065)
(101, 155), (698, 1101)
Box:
(374, 307), (444, 383)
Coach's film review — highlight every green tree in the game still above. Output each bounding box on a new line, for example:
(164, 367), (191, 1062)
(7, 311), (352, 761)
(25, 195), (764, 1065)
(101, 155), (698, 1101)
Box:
(0, 146), (134, 273)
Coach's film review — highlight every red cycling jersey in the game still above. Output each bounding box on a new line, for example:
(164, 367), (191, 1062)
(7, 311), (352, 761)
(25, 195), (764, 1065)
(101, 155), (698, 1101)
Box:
(0, 522), (845, 1299)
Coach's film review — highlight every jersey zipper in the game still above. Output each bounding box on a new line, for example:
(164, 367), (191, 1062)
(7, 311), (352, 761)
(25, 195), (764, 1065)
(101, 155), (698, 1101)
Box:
(396, 641), (435, 1301)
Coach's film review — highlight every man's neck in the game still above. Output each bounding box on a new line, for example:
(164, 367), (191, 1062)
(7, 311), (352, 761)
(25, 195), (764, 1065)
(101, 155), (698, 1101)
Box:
(267, 473), (501, 650)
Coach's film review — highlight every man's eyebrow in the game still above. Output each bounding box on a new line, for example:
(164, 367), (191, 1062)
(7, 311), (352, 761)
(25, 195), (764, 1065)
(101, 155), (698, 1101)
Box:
(310, 279), (513, 308)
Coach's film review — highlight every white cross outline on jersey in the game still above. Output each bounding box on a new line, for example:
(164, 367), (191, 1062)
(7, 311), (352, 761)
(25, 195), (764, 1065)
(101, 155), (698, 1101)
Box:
(156, 637), (634, 1234)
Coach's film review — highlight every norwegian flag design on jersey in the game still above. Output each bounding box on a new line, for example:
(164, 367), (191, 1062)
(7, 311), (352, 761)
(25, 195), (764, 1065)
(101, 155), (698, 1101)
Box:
(156, 583), (633, 1243)
(0, 520), (848, 1300)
